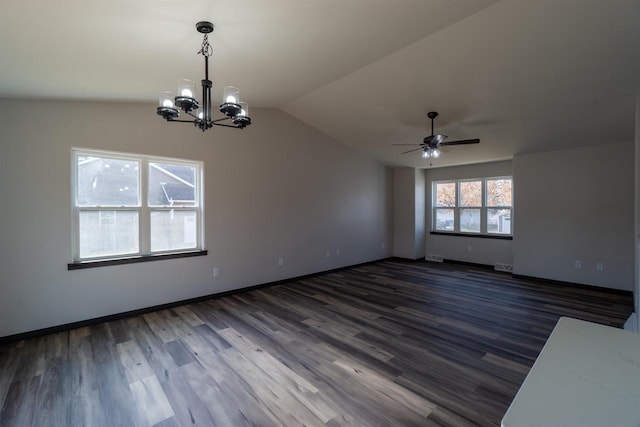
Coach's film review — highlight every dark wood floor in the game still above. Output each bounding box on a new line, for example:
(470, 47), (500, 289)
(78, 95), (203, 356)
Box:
(0, 260), (634, 426)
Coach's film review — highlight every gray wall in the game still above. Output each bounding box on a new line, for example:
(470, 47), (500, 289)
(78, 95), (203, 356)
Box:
(393, 167), (425, 259)
(415, 169), (426, 257)
(513, 143), (634, 291)
(0, 99), (393, 338)
(425, 160), (514, 266)
(635, 93), (640, 330)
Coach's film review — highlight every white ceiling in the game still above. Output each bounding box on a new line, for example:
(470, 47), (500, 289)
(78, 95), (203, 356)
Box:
(2, 0), (640, 168)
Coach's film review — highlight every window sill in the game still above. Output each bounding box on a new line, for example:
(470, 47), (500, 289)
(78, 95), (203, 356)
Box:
(429, 232), (512, 240)
(68, 250), (208, 270)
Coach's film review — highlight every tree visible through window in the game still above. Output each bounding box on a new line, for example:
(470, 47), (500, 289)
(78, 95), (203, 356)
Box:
(459, 180), (482, 233)
(434, 182), (456, 231)
(433, 177), (513, 236)
(72, 149), (203, 262)
(486, 178), (512, 235)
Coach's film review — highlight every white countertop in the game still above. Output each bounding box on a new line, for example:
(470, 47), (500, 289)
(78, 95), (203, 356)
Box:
(501, 317), (640, 427)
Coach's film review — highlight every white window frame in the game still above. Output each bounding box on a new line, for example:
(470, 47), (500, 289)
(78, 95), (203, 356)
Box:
(432, 176), (513, 236)
(71, 148), (204, 262)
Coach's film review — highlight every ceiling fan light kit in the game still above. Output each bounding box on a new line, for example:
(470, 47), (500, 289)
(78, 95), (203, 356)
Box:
(423, 148), (440, 158)
(394, 111), (479, 162)
(156, 21), (252, 132)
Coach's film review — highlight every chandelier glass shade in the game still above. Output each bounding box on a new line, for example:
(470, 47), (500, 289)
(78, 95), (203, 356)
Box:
(156, 21), (251, 132)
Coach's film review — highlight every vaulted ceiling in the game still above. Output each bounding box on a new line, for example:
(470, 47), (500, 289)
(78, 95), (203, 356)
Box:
(2, 1), (639, 168)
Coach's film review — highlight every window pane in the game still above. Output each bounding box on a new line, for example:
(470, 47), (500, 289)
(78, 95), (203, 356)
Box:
(460, 208), (481, 233)
(460, 180), (482, 207)
(79, 211), (139, 258)
(149, 162), (197, 207)
(151, 210), (197, 252)
(76, 156), (139, 207)
(487, 178), (512, 207)
(435, 208), (454, 231)
(435, 182), (456, 207)
(488, 208), (512, 234)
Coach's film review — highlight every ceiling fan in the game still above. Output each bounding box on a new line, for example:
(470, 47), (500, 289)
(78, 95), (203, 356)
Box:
(394, 111), (479, 160)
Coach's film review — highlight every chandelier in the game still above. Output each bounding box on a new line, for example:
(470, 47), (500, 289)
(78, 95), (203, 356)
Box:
(156, 21), (251, 132)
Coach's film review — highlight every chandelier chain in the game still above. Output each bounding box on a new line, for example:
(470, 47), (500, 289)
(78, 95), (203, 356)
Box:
(197, 33), (213, 57)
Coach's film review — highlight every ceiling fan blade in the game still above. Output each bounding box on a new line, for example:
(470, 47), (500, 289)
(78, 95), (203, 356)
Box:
(401, 147), (425, 154)
(440, 138), (480, 146)
(392, 143), (422, 146)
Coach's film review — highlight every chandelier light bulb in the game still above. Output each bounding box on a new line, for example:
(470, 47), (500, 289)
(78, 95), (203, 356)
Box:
(238, 102), (249, 117)
(422, 150), (429, 158)
(223, 86), (240, 105)
(158, 91), (175, 108)
(177, 79), (196, 100)
(432, 148), (440, 158)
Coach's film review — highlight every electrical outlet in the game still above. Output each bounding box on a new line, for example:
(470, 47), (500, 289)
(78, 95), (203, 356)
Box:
(467, 245), (472, 252)
(574, 260), (582, 269)
(325, 250), (331, 258)
(596, 262), (604, 271)
(336, 249), (340, 257)
(213, 267), (219, 277)
(381, 243), (385, 249)
(278, 257), (284, 267)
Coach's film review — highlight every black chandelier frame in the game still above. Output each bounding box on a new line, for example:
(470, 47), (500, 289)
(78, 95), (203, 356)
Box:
(156, 21), (251, 131)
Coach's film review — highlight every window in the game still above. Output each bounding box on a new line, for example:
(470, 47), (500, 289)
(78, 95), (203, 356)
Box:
(433, 176), (512, 236)
(72, 148), (204, 262)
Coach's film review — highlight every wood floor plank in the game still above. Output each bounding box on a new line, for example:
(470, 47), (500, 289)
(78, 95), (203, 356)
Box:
(332, 357), (435, 419)
(117, 340), (155, 384)
(0, 349), (18, 412)
(67, 334), (106, 427)
(128, 317), (219, 426)
(218, 347), (326, 426)
(0, 376), (40, 427)
(217, 327), (340, 423)
(129, 375), (174, 426)
(171, 306), (204, 327)
(95, 360), (146, 427)
(181, 357), (278, 427)
(32, 355), (69, 426)
(0, 260), (633, 426)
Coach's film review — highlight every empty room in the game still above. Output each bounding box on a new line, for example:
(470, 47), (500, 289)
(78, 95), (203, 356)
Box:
(1, 1), (639, 426)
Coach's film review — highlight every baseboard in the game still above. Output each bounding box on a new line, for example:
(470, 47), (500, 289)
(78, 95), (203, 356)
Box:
(512, 274), (633, 297)
(443, 259), (497, 271)
(388, 257), (493, 270)
(395, 258), (631, 296)
(0, 257), (392, 344)
(624, 312), (638, 333)
(388, 256), (428, 262)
